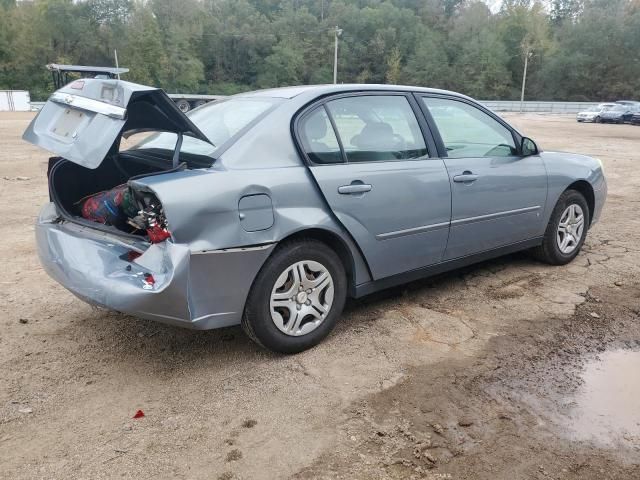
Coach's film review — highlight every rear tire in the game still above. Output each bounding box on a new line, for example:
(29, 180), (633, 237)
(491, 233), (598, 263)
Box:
(532, 190), (590, 265)
(242, 239), (347, 354)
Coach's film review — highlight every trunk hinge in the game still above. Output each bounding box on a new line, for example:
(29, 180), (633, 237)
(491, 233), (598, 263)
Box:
(172, 132), (183, 169)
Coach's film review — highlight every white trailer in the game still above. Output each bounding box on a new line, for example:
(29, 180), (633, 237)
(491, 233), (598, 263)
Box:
(0, 90), (31, 111)
(47, 64), (226, 113)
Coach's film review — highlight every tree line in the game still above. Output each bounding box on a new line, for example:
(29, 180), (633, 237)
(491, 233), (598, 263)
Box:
(0, 0), (639, 101)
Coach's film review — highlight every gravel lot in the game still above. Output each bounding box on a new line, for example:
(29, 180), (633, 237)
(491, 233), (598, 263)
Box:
(1, 112), (639, 479)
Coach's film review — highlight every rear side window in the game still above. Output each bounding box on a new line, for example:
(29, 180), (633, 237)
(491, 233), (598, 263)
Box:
(325, 95), (428, 163)
(299, 107), (343, 164)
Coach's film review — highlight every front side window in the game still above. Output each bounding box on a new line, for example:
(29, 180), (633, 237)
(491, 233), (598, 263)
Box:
(421, 97), (517, 158)
(325, 95), (428, 162)
(298, 107), (343, 164)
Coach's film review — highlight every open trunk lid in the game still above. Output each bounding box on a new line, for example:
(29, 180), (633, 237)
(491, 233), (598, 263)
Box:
(23, 79), (214, 169)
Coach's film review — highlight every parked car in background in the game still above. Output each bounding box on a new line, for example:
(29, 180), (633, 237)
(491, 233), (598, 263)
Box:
(615, 100), (640, 107)
(576, 103), (616, 123)
(23, 81), (607, 353)
(599, 103), (639, 123)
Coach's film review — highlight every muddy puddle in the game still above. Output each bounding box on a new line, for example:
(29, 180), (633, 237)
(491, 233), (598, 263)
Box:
(563, 349), (640, 449)
(295, 284), (640, 479)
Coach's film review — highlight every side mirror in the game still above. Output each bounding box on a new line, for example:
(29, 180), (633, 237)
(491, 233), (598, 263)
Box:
(521, 137), (538, 156)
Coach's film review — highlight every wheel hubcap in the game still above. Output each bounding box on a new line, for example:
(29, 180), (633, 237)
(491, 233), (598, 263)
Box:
(270, 260), (334, 337)
(557, 203), (585, 254)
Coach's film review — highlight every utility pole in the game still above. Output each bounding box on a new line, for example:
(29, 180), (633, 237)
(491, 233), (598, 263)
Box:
(114, 49), (120, 80)
(333, 26), (342, 84)
(520, 48), (532, 113)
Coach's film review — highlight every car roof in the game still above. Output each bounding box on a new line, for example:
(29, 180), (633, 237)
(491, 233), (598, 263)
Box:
(235, 84), (471, 101)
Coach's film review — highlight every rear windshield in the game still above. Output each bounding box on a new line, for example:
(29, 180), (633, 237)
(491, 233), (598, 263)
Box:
(127, 97), (280, 157)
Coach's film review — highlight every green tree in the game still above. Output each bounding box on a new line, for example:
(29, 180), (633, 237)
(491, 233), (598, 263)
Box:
(0, 0), (638, 101)
(550, 0), (584, 26)
(402, 29), (449, 88)
(122, 2), (168, 86)
(257, 41), (304, 87)
(538, 0), (640, 100)
(385, 47), (402, 84)
(150, 0), (205, 91)
(498, 0), (550, 98)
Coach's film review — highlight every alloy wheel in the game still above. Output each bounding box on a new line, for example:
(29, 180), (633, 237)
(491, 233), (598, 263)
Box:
(556, 203), (585, 254)
(269, 260), (335, 336)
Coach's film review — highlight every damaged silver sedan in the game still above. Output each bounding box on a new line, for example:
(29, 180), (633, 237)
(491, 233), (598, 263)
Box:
(25, 80), (606, 353)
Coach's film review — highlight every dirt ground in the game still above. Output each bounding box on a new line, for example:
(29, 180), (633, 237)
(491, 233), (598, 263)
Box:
(1, 112), (639, 479)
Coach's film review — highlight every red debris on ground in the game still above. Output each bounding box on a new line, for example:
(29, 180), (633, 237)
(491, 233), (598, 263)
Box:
(133, 410), (145, 419)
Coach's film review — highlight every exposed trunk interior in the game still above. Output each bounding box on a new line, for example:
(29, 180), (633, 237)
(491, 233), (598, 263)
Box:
(48, 154), (169, 238)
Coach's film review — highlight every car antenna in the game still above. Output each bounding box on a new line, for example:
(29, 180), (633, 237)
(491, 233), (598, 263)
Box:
(114, 50), (120, 81)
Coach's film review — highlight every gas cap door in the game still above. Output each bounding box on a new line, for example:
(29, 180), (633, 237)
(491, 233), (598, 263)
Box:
(238, 194), (274, 232)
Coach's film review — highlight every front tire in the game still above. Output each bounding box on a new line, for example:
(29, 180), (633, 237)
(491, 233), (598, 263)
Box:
(532, 190), (590, 265)
(242, 239), (347, 354)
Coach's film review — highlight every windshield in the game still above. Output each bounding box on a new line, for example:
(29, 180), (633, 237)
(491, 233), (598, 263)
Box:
(611, 105), (626, 112)
(586, 106), (600, 112)
(128, 97), (280, 157)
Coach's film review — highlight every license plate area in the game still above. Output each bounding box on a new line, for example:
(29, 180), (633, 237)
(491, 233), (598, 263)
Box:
(50, 108), (85, 143)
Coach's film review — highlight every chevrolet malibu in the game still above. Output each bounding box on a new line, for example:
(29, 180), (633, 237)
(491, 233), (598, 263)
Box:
(24, 81), (607, 353)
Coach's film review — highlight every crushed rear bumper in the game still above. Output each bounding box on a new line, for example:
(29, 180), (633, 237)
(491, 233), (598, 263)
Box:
(36, 202), (274, 330)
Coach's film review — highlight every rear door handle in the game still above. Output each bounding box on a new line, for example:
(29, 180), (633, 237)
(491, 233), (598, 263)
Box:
(338, 183), (372, 195)
(453, 171), (479, 183)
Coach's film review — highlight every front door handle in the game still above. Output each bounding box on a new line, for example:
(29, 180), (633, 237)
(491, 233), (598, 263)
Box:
(338, 183), (372, 195)
(453, 171), (479, 183)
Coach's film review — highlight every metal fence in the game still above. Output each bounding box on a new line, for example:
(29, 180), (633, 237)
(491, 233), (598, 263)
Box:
(480, 100), (596, 113)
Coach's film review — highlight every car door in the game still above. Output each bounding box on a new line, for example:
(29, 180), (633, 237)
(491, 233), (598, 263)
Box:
(297, 93), (451, 280)
(418, 95), (548, 260)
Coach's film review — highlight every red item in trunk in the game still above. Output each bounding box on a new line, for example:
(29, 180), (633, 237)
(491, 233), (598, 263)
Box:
(80, 185), (127, 226)
(147, 225), (171, 243)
